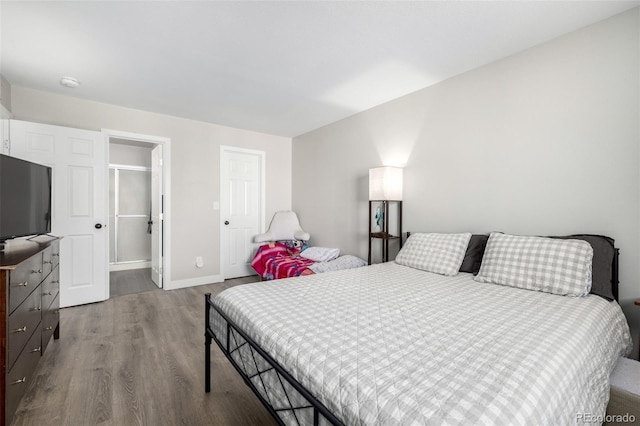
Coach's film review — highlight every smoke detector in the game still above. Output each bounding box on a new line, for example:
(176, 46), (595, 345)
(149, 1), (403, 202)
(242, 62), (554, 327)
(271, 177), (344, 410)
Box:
(60, 76), (80, 88)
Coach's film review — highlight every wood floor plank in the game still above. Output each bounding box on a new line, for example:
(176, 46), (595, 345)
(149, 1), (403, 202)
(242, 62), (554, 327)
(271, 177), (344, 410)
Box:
(11, 277), (278, 426)
(110, 269), (159, 298)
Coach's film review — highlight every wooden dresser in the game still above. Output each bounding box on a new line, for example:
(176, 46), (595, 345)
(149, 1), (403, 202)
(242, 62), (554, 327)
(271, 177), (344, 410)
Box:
(0, 237), (60, 425)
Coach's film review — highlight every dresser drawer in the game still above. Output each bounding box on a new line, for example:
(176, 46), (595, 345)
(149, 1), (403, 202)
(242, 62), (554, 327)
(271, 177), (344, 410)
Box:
(41, 266), (59, 310)
(9, 253), (43, 314)
(42, 294), (60, 354)
(6, 328), (42, 426)
(8, 287), (42, 370)
(42, 245), (53, 278)
(51, 239), (60, 269)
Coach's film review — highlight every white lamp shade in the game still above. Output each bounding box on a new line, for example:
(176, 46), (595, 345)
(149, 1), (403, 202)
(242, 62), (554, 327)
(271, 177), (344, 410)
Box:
(369, 166), (403, 201)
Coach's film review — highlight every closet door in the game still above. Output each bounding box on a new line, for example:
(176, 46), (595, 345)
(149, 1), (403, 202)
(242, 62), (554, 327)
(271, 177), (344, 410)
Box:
(9, 119), (108, 307)
(220, 147), (264, 278)
(150, 144), (163, 288)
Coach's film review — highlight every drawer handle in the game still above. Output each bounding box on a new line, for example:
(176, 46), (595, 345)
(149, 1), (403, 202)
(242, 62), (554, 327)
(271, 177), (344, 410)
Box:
(44, 326), (54, 331)
(43, 260), (52, 265)
(30, 346), (41, 353)
(52, 253), (59, 257)
(10, 377), (26, 385)
(52, 280), (59, 284)
(12, 281), (29, 287)
(43, 291), (53, 296)
(31, 306), (42, 312)
(31, 269), (42, 274)
(11, 326), (27, 333)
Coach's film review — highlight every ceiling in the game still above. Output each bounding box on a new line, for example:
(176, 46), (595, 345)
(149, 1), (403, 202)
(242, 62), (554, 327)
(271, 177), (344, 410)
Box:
(1, 1), (638, 137)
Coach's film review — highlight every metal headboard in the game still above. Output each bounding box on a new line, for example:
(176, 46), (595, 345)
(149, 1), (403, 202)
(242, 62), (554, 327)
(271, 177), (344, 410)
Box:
(612, 248), (620, 301)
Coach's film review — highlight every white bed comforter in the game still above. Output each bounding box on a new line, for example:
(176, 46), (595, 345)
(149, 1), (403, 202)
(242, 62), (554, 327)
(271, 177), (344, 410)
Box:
(212, 262), (632, 426)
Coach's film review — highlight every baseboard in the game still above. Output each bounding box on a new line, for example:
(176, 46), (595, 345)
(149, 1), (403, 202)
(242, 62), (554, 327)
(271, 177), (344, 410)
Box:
(109, 261), (151, 272)
(166, 274), (223, 290)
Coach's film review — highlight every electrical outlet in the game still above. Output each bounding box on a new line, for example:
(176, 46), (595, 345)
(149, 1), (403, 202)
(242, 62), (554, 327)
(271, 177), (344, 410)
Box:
(196, 256), (204, 268)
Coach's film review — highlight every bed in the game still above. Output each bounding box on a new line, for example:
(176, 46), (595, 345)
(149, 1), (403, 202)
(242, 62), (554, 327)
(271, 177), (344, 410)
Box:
(205, 232), (633, 425)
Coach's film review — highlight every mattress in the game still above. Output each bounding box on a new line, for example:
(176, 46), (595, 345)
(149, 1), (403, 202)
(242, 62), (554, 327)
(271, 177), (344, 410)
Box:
(211, 262), (632, 425)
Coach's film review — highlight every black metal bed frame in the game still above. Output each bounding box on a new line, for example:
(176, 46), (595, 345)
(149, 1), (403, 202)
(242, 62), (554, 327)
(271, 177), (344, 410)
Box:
(204, 245), (620, 426)
(204, 293), (343, 426)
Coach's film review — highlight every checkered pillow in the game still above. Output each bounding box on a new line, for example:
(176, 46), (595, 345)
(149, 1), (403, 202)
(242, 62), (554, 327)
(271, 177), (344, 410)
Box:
(395, 233), (472, 276)
(475, 233), (593, 296)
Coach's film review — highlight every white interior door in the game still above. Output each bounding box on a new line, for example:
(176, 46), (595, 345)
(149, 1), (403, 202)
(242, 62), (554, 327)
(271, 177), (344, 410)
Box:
(151, 144), (163, 288)
(10, 120), (107, 307)
(221, 147), (263, 279)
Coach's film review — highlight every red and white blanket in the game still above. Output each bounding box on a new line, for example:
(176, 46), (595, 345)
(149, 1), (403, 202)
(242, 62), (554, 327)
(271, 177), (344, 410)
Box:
(251, 242), (315, 280)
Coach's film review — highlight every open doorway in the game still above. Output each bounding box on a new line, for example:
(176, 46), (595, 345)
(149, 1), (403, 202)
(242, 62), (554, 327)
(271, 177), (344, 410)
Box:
(104, 130), (170, 298)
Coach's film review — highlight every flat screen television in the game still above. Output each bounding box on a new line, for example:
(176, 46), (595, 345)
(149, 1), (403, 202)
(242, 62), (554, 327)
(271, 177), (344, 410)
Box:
(0, 154), (52, 245)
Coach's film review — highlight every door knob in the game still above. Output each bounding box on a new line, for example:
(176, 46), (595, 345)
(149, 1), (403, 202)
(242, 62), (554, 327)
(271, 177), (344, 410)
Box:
(95, 223), (103, 229)
(224, 221), (230, 225)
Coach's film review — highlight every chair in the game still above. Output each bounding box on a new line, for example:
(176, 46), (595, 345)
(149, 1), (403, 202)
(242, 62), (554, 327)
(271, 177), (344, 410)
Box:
(254, 211), (310, 243)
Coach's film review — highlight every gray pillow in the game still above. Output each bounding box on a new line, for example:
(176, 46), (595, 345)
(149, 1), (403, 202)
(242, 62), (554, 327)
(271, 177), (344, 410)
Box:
(459, 234), (489, 275)
(549, 234), (615, 301)
(396, 233), (472, 276)
(475, 233), (593, 297)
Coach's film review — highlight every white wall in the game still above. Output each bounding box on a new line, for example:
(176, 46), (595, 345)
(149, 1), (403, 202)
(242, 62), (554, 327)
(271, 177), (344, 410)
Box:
(11, 87), (292, 285)
(0, 73), (11, 113)
(109, 143), (152, 168)
(293, 9), (640, 357)
(0, 74), (13, 153)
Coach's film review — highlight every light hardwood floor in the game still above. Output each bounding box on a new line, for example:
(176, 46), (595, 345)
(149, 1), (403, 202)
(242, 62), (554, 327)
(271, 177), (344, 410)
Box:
(11, 276), (277, 426)
(110, 268), (160, 298)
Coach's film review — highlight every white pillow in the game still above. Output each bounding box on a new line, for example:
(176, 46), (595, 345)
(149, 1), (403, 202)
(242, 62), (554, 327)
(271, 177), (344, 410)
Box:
(474, 233), (593, 296)
(300, 247), (340, 262)
(395, 233), (472, 276)
(308, 255), (367, 273)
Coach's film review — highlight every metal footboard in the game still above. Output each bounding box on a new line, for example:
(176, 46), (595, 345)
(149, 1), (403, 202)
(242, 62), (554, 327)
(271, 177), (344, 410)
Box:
(205, 293), (343, 426)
